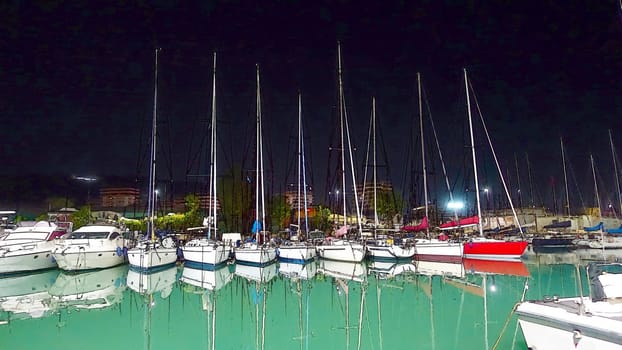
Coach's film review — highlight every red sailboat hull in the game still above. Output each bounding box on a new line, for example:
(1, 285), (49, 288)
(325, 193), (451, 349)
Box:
(463, 239), (528, 261)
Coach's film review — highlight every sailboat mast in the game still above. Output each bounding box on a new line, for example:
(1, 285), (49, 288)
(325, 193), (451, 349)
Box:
(609, 129), (622, 216)
(372, 97), (378, 229)
(561, 137), (571, 217)
(337, 43), (347, 227)
(514, 153), (522, 209)
(417, 72), (430, 238)
(301, 98), (310, 235)
(590, 154), (602, 219)
(256, 65), (267, 243)
(209, 52), (217, 240)
(464, 69), (484, 236)
(255, 65), (261, 238)
(525, 153), (535, 209)
(297, 92), (302, 235)
(149, 48), (160, 242)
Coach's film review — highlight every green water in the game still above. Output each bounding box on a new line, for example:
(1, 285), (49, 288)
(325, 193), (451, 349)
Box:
(0, 250), (607, 350)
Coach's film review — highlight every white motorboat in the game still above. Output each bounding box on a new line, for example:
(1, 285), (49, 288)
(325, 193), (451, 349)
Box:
(517, 262), (622, 349)
(0, 221), (66, 274)
(52, 224), (133, 271)
(316, 239), (365, 262)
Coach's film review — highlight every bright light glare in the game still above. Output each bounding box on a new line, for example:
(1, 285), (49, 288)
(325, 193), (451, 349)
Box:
(447, 201), (464, 210)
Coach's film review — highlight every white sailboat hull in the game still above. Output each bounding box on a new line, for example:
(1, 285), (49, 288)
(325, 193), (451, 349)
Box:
(366, 244), (415, 260)
(316, 240), (365, 262)
(414, 239), (463, 262)
(277, 244), (316, 263)
(182, 239), (232, 267)
(127, 246), (177, 270)
(234, 244), (277, 266)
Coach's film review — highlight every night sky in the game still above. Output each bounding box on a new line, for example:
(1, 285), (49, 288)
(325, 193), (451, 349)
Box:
(2, 1), (622, 210)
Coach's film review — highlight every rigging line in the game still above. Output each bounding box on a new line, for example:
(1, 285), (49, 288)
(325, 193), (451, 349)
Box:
(467, 74), (523, 237)
(422, 82), (456, 215)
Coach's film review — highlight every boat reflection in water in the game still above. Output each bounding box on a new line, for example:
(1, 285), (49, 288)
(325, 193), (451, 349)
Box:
(126, 265), (178, 299)
(0, 269), (59, 322)
(279, 261), (317, 281)
(368, 260), (416, 280)
(49, 265), (128, 311)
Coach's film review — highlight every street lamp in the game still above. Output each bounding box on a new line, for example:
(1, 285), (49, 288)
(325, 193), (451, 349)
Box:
(483, 188), (490, 211)
(72, 175), (97, 206)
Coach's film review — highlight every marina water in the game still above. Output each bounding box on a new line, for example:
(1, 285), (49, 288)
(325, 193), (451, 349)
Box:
(2, 248), (616, 350)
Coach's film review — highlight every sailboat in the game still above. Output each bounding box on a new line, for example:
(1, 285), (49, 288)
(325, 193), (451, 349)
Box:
(408, 72), (463, 262)
(532, 137), (577, 251)
(233, 65), (277, 266)
(364, 97), (415, 261)
(583, 153), (622, 249)
(181, 52), (233, 269)
(460, 69), (528, 260)
(128, 48), (178, 271)
(315, 42), (366, 263)
(277, 93), (317, 264)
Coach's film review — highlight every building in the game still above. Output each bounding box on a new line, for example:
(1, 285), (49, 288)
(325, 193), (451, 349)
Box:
(283, 183), (314, 209)
(99, 187), (140, 208)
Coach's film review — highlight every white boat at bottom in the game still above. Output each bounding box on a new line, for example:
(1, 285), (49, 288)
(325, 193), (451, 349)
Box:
(234, 243), (276, 266)
(316, 239), (365, 262)
(517, 262), (622, 350)
(128, 238), (178, 271)
(52, 225), (133, 271)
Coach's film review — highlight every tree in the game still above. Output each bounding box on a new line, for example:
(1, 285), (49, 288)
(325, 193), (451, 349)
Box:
(269, 195), (291, 232)
(311, 206), (332, 233)
(183, 194), (203, 229)
(376, 191), (405, 225)
(71, 206), (92, 230)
